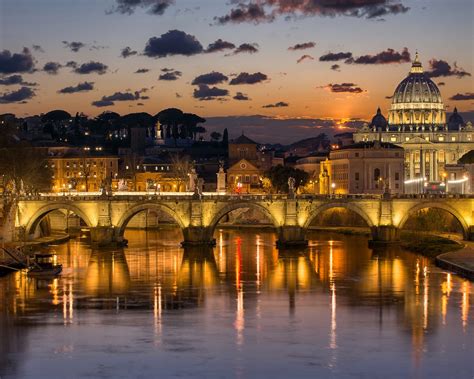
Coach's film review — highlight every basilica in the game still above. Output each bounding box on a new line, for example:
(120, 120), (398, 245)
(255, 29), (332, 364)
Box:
(353, 53), (473, 193)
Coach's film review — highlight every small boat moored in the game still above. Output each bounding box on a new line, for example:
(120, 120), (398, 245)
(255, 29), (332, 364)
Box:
(28, 253), (62, 278)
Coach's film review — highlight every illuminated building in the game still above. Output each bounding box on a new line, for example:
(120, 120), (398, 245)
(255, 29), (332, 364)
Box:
(353, 53), (474, 193)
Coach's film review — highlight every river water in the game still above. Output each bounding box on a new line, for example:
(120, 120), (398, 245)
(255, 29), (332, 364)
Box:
(0, 229), (472, 379)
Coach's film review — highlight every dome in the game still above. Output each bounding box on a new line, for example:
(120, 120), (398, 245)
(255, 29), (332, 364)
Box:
(388, 52), (446, 127)
(370, 107), (388, 130)
(447, 107), (465, 130)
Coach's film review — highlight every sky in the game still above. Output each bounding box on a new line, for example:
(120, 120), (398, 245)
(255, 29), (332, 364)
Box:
(0, 0), (473, 143)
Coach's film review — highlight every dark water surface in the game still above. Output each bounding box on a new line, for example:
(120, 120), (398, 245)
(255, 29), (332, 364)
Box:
(0, 229), (472, 379)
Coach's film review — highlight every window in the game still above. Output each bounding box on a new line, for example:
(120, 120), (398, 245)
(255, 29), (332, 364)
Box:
(395, 183), (399, 189)
(451, 136), (456, 142)
(245, 175), (250, 183)
(355, 152), (359, 157)
(395, 172), (399, 180)
(390, 137), (397, 142)
(355, 172), (360, 181)
(374, 168), (381, 181)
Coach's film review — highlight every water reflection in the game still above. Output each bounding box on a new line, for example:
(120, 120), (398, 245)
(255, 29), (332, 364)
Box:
(0, 228), (472, 378)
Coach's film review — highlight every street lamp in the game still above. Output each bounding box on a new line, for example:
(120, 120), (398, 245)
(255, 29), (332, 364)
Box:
(331, 182), (336, 196)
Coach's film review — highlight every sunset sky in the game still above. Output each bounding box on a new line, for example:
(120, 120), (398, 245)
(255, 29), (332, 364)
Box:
(0, 0), (473, 142)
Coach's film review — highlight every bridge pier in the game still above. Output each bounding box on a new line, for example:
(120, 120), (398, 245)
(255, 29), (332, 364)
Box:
(90, 226), (116, 246)
(277, 226), (308, 248)
(369, 225), (400, 245)
(181, 226), (215, 246)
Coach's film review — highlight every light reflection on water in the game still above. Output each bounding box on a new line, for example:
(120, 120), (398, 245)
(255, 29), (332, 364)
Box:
(0, 228), (472, 379)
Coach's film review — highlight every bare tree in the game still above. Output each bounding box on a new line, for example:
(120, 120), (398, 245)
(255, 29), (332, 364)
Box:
(122, 153), (143, 191)
(169, 153), (192, 192)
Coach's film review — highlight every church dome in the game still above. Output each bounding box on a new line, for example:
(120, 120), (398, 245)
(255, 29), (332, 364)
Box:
(388, 52), (446, 127)
(370, 107), (388, 130)
(447, 107), (465, 130)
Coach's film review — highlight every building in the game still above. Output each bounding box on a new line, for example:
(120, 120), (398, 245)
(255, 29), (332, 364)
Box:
(294, 153), (328, 193)
(49, 150), (119, 192)
(319, 141), (404, 195)
(353, 53), (474, 193)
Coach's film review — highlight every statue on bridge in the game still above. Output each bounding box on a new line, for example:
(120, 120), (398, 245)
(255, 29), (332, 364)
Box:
(288, 177), (296, 197)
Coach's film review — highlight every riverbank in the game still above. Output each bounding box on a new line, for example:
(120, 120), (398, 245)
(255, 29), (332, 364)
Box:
(399, 232), (463, 258)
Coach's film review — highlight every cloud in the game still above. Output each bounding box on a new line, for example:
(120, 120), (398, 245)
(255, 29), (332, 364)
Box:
(215, 3), (269, 24)
(426, 59), (471, 78)
(297, 54), (314, 64)
(43, 61), (62, 75)
(0, 75), (36, 86)
(0, 48), (35, 74)
(65, 61), (78, 68)
(32, 44), (44, 53)
(92, 89), (148, 107)
(331, 64), (341, 71)
(233, 43), (259, 54)
(288, 42), (316, 51)
(233, 92), (250, 101)
(192, 71), (228, 85)
(144, 30), (203, 58)
(193, 84), (229, 100)
(62, 41), (86, 52)
(449, 93), (474, 101)
(319, 51), (353, 61)
(205, 39), (236, 53)
(73, 61), (108, 75)
(158, 69), (182, 80)
(325, 82), (365, 93)
(229, 72), (268, 85)
(216, 1), (409, 24)
(0, 86), (35, 103)
(58, 81), (94, 94)
(346, 47), (410, 64)
(437, 82), (445, 86)
(121, 46), (138, 58)
(109, 0), (174, 15)
(263, 101), (289, 108)
(135, 68), (150, 73)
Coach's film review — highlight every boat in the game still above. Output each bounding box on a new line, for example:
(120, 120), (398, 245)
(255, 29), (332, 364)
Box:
(28, 253), (62, 278)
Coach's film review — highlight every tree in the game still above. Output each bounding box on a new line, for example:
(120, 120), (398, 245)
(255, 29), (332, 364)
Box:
(122, 153), (143, 191)
(169, 153), (192, 191)
(195, 126), (206, 141)
(182, 113), (206, 140)
(264, 165), (309, 193)
(210, 131), (222, 141)
(155, 108), (184, 143)
(0, 143), (53, 193)
(222, 128), (229, 148)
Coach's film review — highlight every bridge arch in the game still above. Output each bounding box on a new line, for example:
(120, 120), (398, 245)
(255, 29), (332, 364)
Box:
(304, 202), (374, 229)
(208, 201), (280, 237)
(115, 202), (186, 238)
(397, 202), (469, 238)
(25, 203), (93, 237)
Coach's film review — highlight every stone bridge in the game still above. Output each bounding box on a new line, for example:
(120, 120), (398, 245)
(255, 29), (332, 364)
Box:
(11, 193), (474, 247)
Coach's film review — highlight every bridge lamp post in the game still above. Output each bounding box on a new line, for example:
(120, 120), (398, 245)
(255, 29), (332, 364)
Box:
(331, 182), (336, 196)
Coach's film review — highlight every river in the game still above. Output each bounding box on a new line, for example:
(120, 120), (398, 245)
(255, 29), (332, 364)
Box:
(0, 229), (472, 378)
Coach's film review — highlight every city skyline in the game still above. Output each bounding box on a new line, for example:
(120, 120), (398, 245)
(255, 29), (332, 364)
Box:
(0, 0), (473, 143)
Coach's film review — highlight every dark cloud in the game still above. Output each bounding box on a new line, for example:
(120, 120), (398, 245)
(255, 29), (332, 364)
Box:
(0, 86), (35, 103)
(121, 46), (138, 58)
(330, 64), (341, 71)
(32, 44), (44, 53)
(176, 92), (182, 98)
(205, 39), (236, 53)
(193, 84), (229, 100)
(92, 89), (148, 107)
(288, 42), (316, 51)
(216, 1), (409, 24)
(449, 93), (474, 101)
(65, 61), (78, 68)
(62, 41), (86, 52)
(43, 61), (62, 75)
(192, 71), (228, 85)
(325, 83), (365, 93)
(144, 30), (203, 58)
(346, 47), (410, 64)
(297, 54), (314, 64)
(426, 59), (471, 78)
(263, 101), (289, 108)
(233, 92), (250, 101)
(58, 81), (94, 94)
(0, 75), (36, 86)
(437, 82), (445, 86)
(159, 69), (182, 80)
(385, 95), (393, 99)
(233, 43), (259, 54)
(135, 68), (150, 73)
(0, 48), (35, 74)
(73, 61), (108, 75)
(319, 51), (353, 61)
(215, 3), (269, 24)
(229, 72), (268, 85)
(110, 0), (174, 15)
